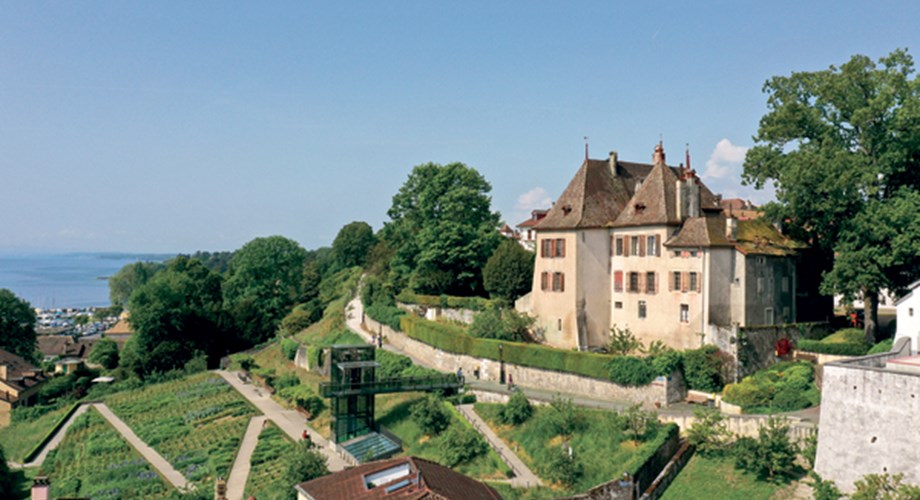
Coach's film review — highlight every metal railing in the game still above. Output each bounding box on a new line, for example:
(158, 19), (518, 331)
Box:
(455, 406), (537, 486)
(319, 374), (461, 398)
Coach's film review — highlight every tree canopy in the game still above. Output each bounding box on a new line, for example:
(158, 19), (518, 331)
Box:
(483, 239), (535, 301)
(223, 236), (308, 345)
(385, 162), (501, 296)
(0, 288), (36, 361)
(127, 256), (225, 375)
(743, 49), (920, 342)
(331, 221), (376, 270)
(108, 261), (164, 308)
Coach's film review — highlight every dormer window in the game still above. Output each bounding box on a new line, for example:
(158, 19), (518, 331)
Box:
(635, 203), (646, 213)
(562, 205), (572, 215)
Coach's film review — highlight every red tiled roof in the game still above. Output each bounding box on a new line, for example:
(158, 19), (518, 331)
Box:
(0, 348), (47, 391)
(295, 456), (502, 500)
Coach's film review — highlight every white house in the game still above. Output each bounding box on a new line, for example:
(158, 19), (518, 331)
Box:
(894, 280), (920, 354)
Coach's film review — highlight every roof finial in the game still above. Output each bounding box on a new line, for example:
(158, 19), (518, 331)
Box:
(584, 136), (589, 160)
(685, 143), (691, 171)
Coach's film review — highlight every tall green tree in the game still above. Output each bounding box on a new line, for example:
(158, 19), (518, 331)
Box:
(223, 236), (308, 345)
(127, 256), (225, 375)
(331, 221), (376, 270)
(0, 289), (36, 361)
(482, 238), (535, 301)
(108, 261), (165, 308)
(385, 162), (501, 296)
(743, 49), (920, 343)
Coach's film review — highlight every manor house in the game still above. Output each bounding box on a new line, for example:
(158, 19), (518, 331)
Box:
(519, 143), (802, 350)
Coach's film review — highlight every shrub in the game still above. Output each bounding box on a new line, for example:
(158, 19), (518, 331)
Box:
(87, 338), (119, 369)
(468, 307), (534, 342)
(233, 354), (255, 372)
(732, 417), (798, 480)
(622, 404), (657, 442)
(771, 385), (810, 411)
(410, 395), (450, 436)
(723, 381), (773, 408)
(439, 426), (487, 467)
(284, 441), (329, 485)
(281, 307), (317, 336)
(396, 290), (492, 311)
(365, 304), (405, 331)
(278, 385), (325, 416)
(651, 350), (683, 376)
(607, 356), (656, 387)
(540, 447), (584, 487)
(796, 340), (868, 356)
(687, 407), (731, 456)
(545, 397), (585, 437)
(683, 345), (725, 392)
(868, 339), (893, 354)
(274, 372), (300, 391)
(281, 337), (300, 361)
(823, 328), (864, 343)
(607, 325), (643, 356)
(500, 390), (533, 425)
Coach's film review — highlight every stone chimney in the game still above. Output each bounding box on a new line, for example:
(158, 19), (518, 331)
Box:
(687, 176), (701, 218)
(31, 476), (50, 500)
(652, 142), (665, 166)
(609, 151), (618, 176)
(726, 216), (738, 240)
(676, 179), (685, 220)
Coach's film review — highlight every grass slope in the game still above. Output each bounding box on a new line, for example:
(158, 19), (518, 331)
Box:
(0, 404), (74, 462)
(376, 393), (510, 481)
(475, 402), (675, 494)
(661, 455), (788, 500)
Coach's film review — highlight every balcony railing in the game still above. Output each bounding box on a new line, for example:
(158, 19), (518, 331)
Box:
(320, 374), (461, 398)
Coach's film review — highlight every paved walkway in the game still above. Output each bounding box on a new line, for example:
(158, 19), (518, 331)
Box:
(216, 369), (347, 472)
(457, 404), (542, 488)
(226, 416), (268, 500)
(92, 403), (192, 490)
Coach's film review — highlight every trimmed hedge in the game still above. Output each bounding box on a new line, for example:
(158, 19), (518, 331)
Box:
(400, 315), (613, 380)
(722, 361), (818, 412)
(796, 339), (868, 356)
(396, 290), (493, 311)
(608, 356), (656, 387)
(365, 304), (405, 331)
(24, 402), (83, 463)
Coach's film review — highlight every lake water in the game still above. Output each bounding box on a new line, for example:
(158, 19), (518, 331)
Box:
(0, 253), (171, 309)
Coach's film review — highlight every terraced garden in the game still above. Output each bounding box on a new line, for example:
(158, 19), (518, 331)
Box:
(104, 372), (258, 486)
(244, 422), (297, 500)
(0, 404), (74, 462)
(40, 408), (172, 499)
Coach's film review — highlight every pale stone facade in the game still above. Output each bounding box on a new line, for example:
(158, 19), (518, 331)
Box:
(526, 144), (801, 351)
(895, 280), (920, 354)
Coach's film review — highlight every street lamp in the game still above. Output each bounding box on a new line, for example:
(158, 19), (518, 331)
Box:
(498, 344), (505, 385)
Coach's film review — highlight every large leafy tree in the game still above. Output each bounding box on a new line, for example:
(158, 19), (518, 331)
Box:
(223, 236), (308, 345)
(108, 261), (165, 308)
(0, 288), (36, 361)
(743, 49), (920, 343)
(482, 238), (535, 301)
(331, 221), (376, 270)
(385, 162), (502, 296)
(127, 256), (225, 375)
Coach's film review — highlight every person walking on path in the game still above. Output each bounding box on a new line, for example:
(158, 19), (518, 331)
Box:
(507, 373), (514, 390)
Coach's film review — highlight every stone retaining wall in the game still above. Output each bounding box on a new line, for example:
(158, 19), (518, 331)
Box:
(363, 316), (682, 408)
(660, 412), (816, 443)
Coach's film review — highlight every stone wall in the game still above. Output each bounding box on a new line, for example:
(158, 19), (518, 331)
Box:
(397, 302), (475, 325)
(705, 322), (831, 381)
(660, 412), (816, 443)
(363, 316), (683, 408)
(814, 339), (920, 492)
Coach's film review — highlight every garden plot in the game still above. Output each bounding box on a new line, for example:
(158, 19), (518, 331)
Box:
(40, 408), (171, 499)
(104, 372), (258, 486)
(244, 422), (297, 500)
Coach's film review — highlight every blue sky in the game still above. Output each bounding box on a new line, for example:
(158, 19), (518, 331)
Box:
(2, 1), (918, 253)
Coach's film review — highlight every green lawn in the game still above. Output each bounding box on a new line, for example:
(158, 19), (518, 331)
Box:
(475, 402), (677, 495)
(39, 408), (172, 499)
(244, 422), (297, 500)
(662, 455), (792, 500)
(0, 404), (74, 462)
(103, 372), (258, 487)
(376, 392), (510, 481)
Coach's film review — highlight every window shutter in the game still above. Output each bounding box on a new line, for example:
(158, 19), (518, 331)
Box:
(541, 272), (547, 291)
(639, 236), (646, 257)
(624, 238), (630, 257)
(560, 273), (565, 292)
(614, 271), (623, 292)
(550, 239), (556, 258)
(669, 272), (674, 291)
(656, 237), (661, 257)
(558, 239), (565, 257)
(611, 236), (615, 256)
(682, 272), (689, 292)
(637, 272), (644, 294)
